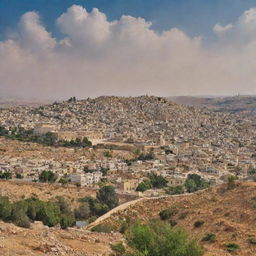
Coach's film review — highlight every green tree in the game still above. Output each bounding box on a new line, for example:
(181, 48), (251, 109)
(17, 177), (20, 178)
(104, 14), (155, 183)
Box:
(75, 202), (91, 219)
(126, 221), (204, 256)
(39, 170), (58, 183)
(185, 174), (209, 193)
(227, 176), (237, 190)
(36, 202), (60, 227)
(0, 196), (12, 221)
(0, 171), (12, 180)
(82, 137), (92, 147)
(165, 185), (184, 195)
(96, 186), (118, 209)
(12, 209), (31, 228)
(149, 174), (168, 189)
(185, 179), (197, 193)
(41, 132), (58, 146)
(136, 180), (152, 192)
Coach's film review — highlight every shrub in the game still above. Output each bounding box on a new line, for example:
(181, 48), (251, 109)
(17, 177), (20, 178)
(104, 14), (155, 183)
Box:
(39, 170), (58, 183)
(126, 221), (204, 256)
(60, 213), (75, 229)
(226, 243), (239, 253)
(0, 196), (75, 229)
(0, 171), (12, 180)
(248, 237), (256, 245)
(12, 209), (31, 228)
(75, 203), (91, 219)
(165, 185), (184, 195)
(169, 219), (178, 227)
(136, 180), (152, 192)
(36, 202), (61, 227)
(0, 196), (12, 220)
(194, 220), (205, 228)
(91, 224), (113, 233)
(202, 233), (216, 242)
(185, 174), (209, 193)
(111, 242), (126, 255)
(119, 221), (130, 234)
(227, 176), (237, 190)
(87, 216), (97, 223)
(149, 174), (168, 188)
(179, 211), (189, 220)
(159, 207), (179, 220)
(103, 151), (112, 158)
(96, 186), (118, 209)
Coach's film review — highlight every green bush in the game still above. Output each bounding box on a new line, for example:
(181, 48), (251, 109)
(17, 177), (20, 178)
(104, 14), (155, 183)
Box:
(136, 180), (152, 192)
(159, 207), (179, 220)
(226, 243), (239, 253)
(60, 213), (75, 229)
(39, 170), (58, 183)
(0, 171), (12, 180)
(227, 176), (237, 190)
(126, 221), (204, 256)
(91, 224), (113, 233)
(12, 209), (31, 228)
(179, 211), (189, 220)
(96, 186), (118, 209)
(0, 196), (77, 229)
(79, 195), (109, 217)
(165, 185), (184, 195)
(75, 202), (91, 219)
(119, 221), (130, 234)
(149, 174), (168, 189)
(111, 242), (126, 255)
(169, 219), (178, 227)
(185, 174), (210, 193)
(0, 196), (12, 220)
(194, 220), (205, 228)
(202, 233), (216, 242)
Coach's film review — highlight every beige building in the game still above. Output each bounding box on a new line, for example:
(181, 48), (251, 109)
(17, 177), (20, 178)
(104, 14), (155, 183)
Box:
(120, 179), (140, 192)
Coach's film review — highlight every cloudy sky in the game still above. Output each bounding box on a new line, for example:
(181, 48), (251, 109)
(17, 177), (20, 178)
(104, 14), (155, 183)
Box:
(1, 0), (256, 100)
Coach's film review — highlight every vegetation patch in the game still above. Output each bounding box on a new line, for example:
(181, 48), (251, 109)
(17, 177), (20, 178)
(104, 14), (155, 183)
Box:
(194, 220), (205, 228)
(201, 233), (216, 242)
(159, 206), (179, 220)
(226, 243), (239, 253)
(112, 220), (204, 256)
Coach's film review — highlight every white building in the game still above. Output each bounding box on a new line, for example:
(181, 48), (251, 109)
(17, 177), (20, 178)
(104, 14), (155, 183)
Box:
(69, 171), (103, 186)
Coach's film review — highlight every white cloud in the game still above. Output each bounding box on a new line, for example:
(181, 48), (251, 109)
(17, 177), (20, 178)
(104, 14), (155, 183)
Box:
(213, 23), (233, 35)
(1, 5), (256, 99)
(18, 11), (56, 54)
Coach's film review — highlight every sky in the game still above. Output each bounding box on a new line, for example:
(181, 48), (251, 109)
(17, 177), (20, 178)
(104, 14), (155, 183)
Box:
(1, 0), (256, 99)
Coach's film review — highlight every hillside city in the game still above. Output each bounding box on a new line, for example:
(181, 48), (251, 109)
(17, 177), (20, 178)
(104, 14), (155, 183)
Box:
(2, 96), (256, 256)
(0, 96), (256, 196)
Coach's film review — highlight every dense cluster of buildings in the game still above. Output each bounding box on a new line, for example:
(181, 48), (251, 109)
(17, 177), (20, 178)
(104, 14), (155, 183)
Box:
(1, 96), (256, 194)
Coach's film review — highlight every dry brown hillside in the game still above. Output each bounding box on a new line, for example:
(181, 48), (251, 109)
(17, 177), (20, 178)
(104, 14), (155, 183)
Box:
(0, 180), (96, 207)
(0, 221), (122, 256)
(2, 181), (256, 255)
(96, 182), (256, 256)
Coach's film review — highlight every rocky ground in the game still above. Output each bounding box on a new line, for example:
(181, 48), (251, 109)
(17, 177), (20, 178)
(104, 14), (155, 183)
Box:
(0, 221), (122, 256)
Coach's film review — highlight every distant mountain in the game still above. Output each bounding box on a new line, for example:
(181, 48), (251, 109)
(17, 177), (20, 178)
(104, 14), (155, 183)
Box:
(169, 95), (256, 116)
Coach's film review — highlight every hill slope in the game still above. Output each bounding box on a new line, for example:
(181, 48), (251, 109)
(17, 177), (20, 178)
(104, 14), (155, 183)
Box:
(1, 95), (256, 147)
(95, 182), (256, 256)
